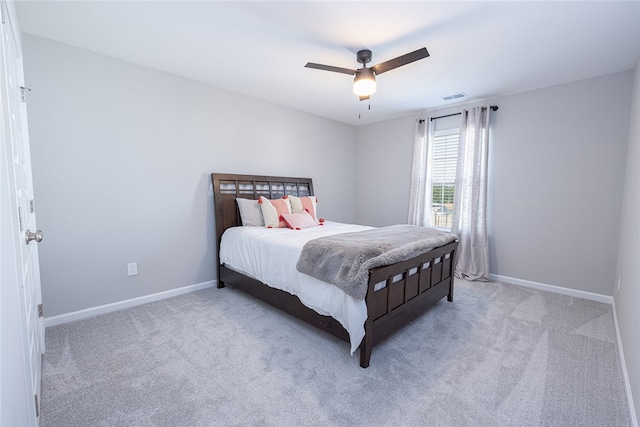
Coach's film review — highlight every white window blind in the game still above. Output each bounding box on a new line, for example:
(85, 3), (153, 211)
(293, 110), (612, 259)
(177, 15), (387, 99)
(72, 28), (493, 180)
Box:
(432, 130), (458, 201)
(431, 130), (459, 229)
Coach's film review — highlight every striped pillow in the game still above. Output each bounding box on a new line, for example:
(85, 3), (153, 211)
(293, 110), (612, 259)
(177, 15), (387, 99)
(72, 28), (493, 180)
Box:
(286, 195), (318, 221)
(258, 196), (291, 228)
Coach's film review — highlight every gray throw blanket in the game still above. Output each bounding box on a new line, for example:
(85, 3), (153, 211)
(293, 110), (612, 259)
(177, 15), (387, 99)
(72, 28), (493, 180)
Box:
(296, 225), (457, 300)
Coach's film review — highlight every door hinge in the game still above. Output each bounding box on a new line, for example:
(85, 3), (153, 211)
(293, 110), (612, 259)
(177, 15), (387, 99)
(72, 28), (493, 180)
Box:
(34, 394), (39, 417)
(38, 304), (44, 318)
(30, 199), (35, 213)
(19, 86), (31, 103)
(18, 206), (23, 232)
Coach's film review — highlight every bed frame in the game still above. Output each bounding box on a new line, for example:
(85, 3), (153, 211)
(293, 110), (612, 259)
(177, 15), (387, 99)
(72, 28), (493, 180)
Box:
(212, 173), (458, 368)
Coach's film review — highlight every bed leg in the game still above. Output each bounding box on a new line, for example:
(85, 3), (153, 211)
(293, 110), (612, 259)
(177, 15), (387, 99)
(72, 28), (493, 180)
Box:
(447, 277), (454, 302)
(360, 346), (371, 368)
(359, 330), (373, 368)
(217, 280), (225, 289)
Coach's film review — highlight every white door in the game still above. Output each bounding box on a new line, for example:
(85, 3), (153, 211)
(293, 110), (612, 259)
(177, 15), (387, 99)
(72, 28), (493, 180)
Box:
(1, 0), (45, 425)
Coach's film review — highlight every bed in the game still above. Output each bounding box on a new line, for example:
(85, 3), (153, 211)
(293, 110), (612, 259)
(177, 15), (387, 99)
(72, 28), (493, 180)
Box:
(212, 173), (458, 368)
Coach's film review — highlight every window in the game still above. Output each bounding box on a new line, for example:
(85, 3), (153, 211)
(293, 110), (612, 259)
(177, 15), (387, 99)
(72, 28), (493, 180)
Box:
(430, 129), (459, 230)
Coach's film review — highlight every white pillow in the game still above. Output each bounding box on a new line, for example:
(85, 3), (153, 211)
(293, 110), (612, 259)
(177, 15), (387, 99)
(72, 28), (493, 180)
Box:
(236, 198), (264, 226)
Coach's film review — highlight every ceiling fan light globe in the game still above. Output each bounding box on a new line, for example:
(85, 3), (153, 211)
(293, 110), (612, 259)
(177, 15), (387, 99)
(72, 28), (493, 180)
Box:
(353, 79), (376, 97)
(353, 70), (377, 97)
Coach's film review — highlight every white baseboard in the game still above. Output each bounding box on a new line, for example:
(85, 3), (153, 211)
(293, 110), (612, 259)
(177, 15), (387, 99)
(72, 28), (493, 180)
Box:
(489, 274), (613, 304)
(44, 280), (217, 328)
(612, 299), (639, 427)
(490, 273), (636, 425)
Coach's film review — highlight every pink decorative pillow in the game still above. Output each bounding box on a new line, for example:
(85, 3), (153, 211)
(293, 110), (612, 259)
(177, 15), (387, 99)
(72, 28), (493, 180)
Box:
(282, 211), (318, 230)
(258, 196), (291, 228)
(286, 195), (318, 221)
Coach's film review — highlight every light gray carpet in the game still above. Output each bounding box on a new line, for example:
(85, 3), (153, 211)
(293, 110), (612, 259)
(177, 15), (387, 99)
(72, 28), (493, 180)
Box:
(41, 279), (631, 426)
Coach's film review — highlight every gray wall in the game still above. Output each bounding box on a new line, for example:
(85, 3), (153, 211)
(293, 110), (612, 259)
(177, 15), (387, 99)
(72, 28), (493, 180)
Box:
(355, 71), (633, 296)
(23, 35), (356, 317)
(615, 60), (640, 423)
(354, 116), (416, 227)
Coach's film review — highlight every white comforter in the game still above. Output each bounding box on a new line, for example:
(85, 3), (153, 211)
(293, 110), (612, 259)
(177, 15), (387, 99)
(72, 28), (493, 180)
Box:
(219, 221), (372, 354)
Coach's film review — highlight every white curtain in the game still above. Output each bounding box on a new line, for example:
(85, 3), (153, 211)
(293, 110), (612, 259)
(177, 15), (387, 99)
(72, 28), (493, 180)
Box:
(451, 106), (491, 280)
(408, 118), (434, 227)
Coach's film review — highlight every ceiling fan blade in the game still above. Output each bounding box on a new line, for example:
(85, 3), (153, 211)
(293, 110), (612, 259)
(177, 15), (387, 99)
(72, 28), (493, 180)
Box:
(304, 62), (356, 75)
(359, 95), (370, 102)
(371, 47), (430, 75)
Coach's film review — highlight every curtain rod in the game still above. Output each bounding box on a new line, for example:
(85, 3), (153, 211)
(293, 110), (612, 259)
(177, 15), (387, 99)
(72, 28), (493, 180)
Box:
(420, 105), (499, 123)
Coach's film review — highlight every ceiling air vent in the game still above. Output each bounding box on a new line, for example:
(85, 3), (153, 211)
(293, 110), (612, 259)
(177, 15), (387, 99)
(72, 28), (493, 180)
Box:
(442, 92), (467, 101)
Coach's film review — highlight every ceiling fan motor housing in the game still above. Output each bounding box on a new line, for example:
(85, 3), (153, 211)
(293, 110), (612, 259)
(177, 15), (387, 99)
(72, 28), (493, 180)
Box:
(357, 49), (373, 66)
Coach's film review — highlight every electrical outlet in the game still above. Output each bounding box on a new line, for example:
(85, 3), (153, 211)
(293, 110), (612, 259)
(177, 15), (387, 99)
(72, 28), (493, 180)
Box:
(617, 275), (621, 292)
(127, 262), (138, 277)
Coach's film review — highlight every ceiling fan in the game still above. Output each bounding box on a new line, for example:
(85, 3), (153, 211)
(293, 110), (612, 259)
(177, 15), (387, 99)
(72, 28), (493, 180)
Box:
(305, 47), (430, 101)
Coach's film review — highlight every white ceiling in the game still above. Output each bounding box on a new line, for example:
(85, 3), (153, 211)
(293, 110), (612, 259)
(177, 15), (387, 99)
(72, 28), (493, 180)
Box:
(14, 1), (640, 126)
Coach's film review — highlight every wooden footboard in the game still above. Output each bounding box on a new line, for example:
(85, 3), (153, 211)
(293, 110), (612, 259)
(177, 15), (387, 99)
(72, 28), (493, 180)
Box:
(359, 240), (457, 367)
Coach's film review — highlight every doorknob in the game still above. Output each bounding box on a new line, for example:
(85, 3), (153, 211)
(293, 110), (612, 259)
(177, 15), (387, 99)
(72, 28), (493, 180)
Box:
(25, 229), (43, 245)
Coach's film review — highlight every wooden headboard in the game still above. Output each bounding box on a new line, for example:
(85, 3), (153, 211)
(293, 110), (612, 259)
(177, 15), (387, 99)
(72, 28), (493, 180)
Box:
(211, 173), (314, 262)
